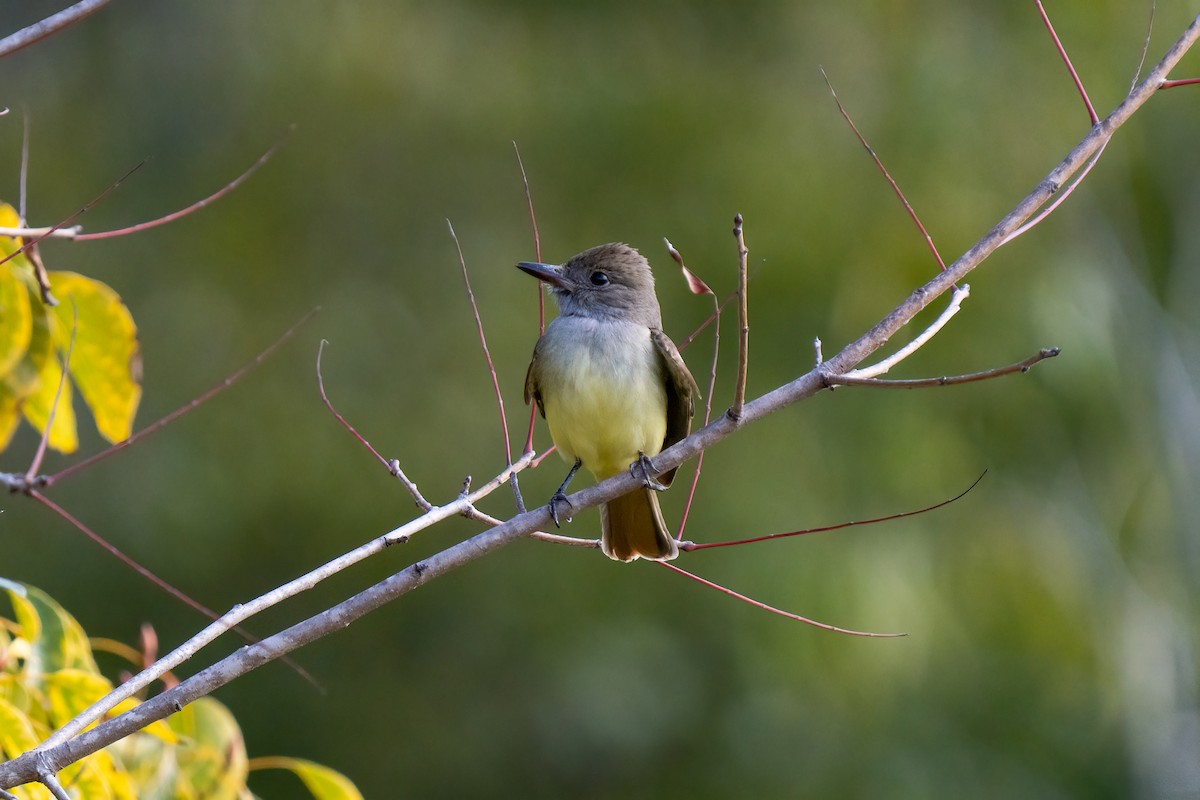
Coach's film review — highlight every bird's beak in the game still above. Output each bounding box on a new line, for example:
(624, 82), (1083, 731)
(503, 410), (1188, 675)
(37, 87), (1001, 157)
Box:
(516, 261), (572, 290)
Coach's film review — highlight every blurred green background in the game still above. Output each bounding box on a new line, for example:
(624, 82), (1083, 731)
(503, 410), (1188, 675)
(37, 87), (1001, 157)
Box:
(4, 1), (1199, 797)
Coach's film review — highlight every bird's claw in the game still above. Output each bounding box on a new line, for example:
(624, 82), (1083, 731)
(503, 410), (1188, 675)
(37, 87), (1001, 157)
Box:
(548, 492), (573, 527)
(631, 453), (667, 492)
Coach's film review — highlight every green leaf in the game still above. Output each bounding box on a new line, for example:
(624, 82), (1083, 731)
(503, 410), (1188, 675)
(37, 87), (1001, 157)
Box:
(250, 757), (364, 800)
(47, 271), (141, 444)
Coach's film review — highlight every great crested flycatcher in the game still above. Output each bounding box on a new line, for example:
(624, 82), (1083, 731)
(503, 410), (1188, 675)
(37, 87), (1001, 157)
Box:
(518, 243), (699, 562)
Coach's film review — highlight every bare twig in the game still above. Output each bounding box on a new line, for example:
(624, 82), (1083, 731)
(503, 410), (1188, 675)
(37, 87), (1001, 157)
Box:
(447, 220), (512, 463)
(821, 67), (947, 272)
(76, 135), (290, 240)
(513, 142), (545, 458)
(0, 0), (110, 59)
(1036, 0), (1098, 124)
(829, 348), (1060, 389)
(729, 214), (749, 420)
(24, 301), (76, 481)
(659, 562), (904, 637)
(0, 136), (288, 242)
(684, 473), (985, 551)
(664, 238), (719, 539)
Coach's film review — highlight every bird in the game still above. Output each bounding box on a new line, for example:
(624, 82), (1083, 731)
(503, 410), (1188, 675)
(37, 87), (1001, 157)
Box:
(518, 243), (698, 561)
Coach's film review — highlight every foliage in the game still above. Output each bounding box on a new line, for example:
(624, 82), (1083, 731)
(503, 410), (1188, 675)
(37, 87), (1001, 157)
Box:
(0, 203), (141, 454)
(0, 579), (361, 800)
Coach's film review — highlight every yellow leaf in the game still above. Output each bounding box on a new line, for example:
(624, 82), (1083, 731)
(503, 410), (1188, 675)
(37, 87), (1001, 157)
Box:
(0, 202), (23, 256)
(20, 340), (78, 454)
(44, 669), (113, 728)
(0, 696), (40, 759)
(249, 756), (364, 800)
(0, 263), (32, 376)
(47, 271), (141, 444)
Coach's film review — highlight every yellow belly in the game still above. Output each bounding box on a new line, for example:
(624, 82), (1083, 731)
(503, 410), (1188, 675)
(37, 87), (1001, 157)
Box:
(537, 318), (667, 480)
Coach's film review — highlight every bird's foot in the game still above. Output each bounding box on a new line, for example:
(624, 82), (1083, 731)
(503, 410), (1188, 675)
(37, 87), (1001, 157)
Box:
(548, 492), (574, 527)
(631, 452), (667, 492)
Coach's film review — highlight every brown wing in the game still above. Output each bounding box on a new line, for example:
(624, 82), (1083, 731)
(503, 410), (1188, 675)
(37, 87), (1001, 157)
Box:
(524, 338), (546, 418)
(650, 328), (699, 487)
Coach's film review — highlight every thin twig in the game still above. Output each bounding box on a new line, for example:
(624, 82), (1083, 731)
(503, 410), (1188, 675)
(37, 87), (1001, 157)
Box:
(447, 220), (512, 463)
(514, 142), (546, 459)
(729, 214), (749, 420)
(24, 301), (76, 481)
(1036, 0), (1098, 124)
(658, 562), (904, 637)
(314, 339), (431, 510)
(1000, 141), (1108, 245)
(1131, 2), (1156, 91)
(0, 0), (110, 59)
(19, 112), (31, 222)
(821, 67), (947, 272)
(684, 472), (984, 551)
(664, 239), (718, 540)
(76, 135), (290, 240)
(828, 348), (1060, 388)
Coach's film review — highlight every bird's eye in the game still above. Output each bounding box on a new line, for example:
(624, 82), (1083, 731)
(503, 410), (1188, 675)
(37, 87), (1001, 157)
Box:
(590, 271), (610, 286)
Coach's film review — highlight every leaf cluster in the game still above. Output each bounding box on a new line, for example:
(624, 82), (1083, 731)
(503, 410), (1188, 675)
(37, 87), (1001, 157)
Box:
(0, 203), (140, 455)
(0, 578), (361, 799)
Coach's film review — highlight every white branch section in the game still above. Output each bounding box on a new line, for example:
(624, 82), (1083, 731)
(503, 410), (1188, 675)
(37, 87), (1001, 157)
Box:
(837, 284), (970, 380)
